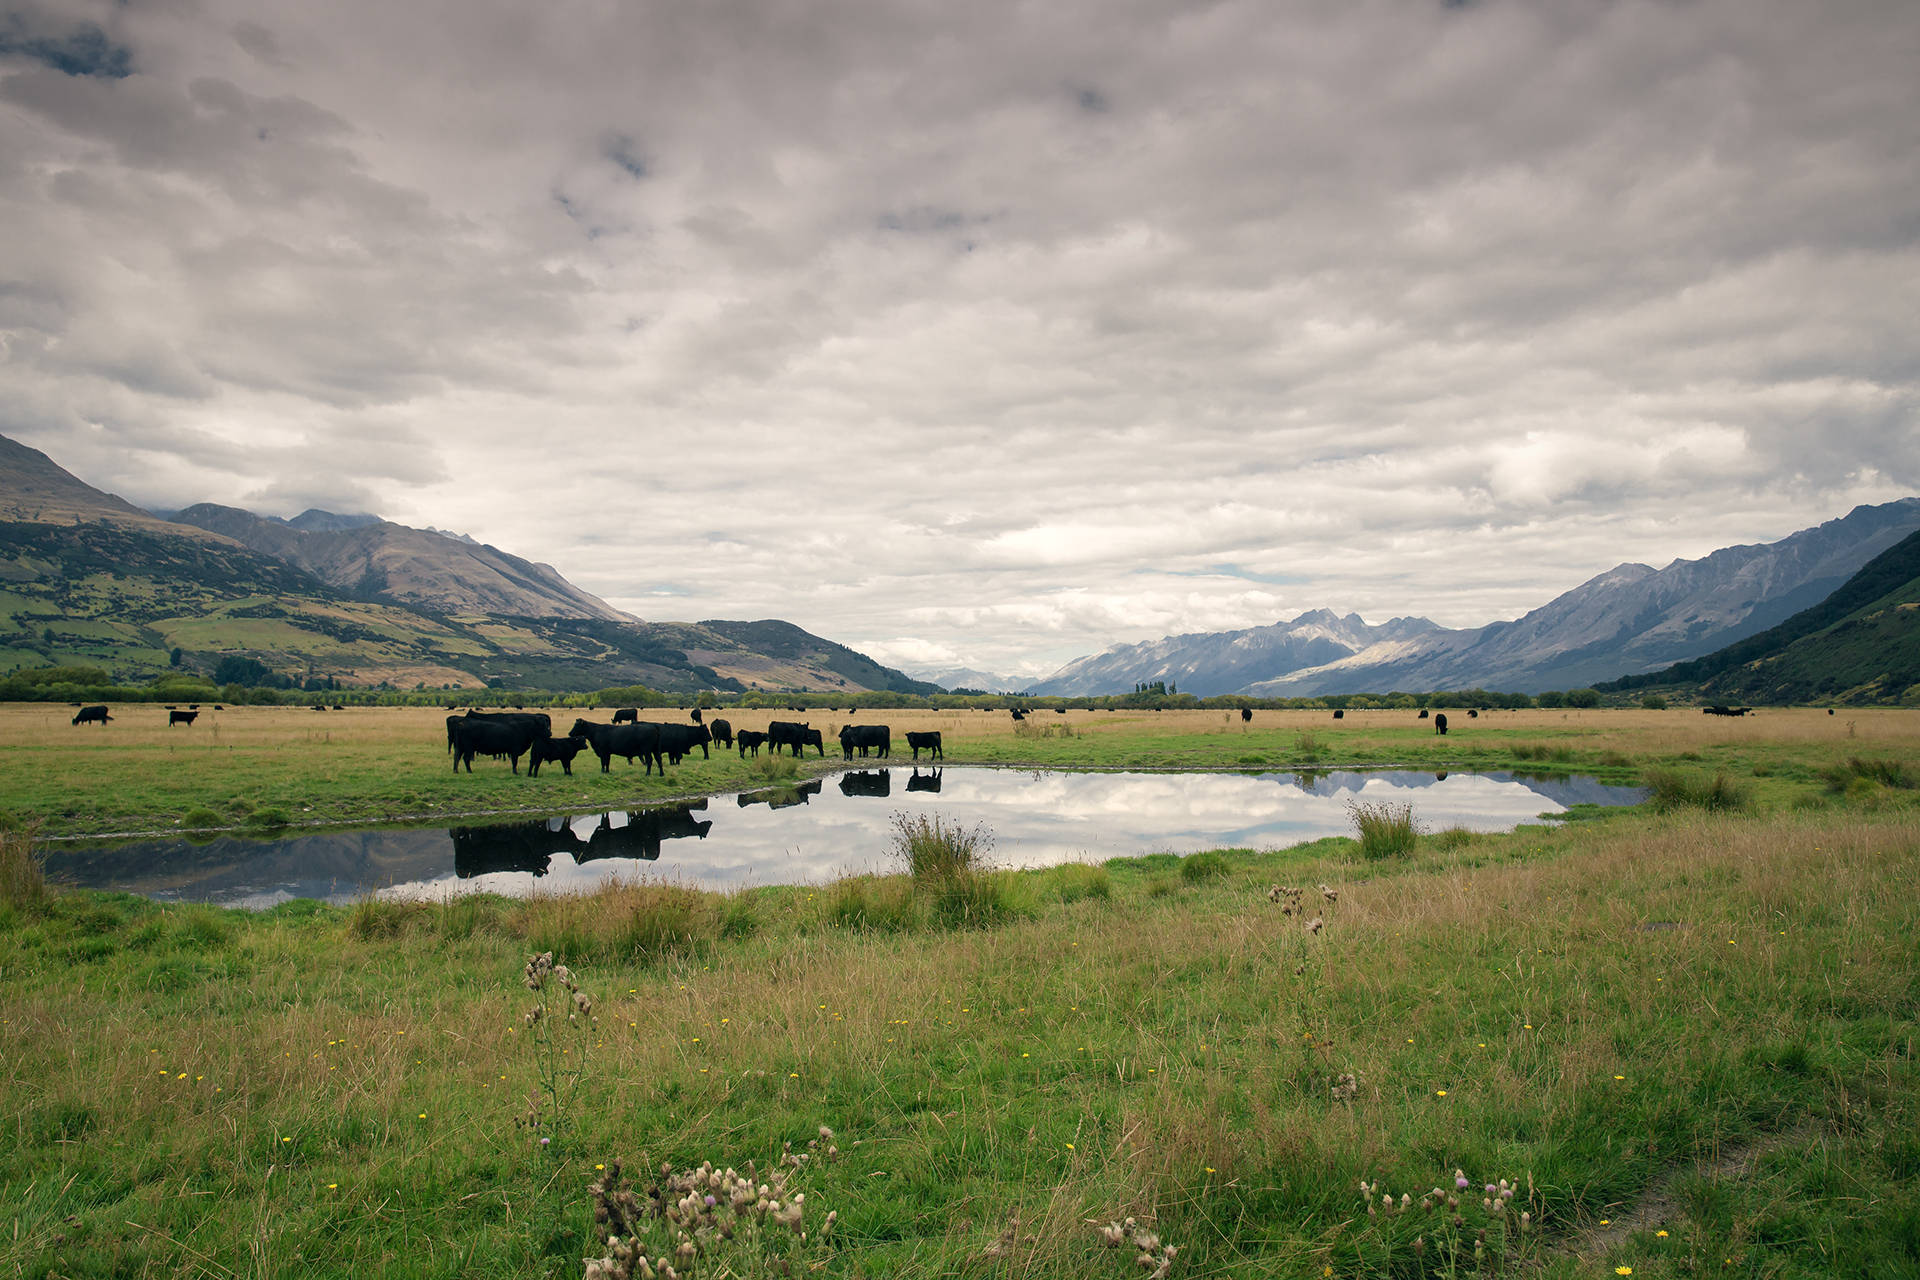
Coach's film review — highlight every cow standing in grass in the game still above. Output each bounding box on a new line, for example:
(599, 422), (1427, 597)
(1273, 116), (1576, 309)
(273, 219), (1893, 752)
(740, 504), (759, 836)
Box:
(72, 705), (111, 726)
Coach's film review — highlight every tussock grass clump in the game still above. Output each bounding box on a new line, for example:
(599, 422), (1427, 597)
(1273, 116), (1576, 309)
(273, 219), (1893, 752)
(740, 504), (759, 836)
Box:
(1645, 766), (1752, 813)
(347, 895), (433, 939)
(1821, 756), (1913, 792)
(1511, 742), (1575, 763)
(827, 875), (919, 932)
(1048, 861), (1111, 902)
(0, 820), (46, 909)
(891, 811), (991, 882)
(1181, 850), (1232, 883)
(750, 753), (800, 782)
(1295, 729), (1324, 761)
(1347, 799), (1422, 859)
(1429, 825), (1476, 851)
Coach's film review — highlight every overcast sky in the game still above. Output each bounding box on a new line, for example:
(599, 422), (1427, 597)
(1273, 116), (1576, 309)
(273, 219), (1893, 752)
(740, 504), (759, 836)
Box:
(4, 0), (1916, 682)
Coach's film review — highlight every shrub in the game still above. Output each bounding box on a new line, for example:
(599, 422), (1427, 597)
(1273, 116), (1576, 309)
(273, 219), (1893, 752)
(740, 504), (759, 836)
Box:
(1644, 767), (1751, 813)
(1295, 729), (1323, 761)
(1347, 800), (1422, 859)
(179, 806), (222, 830)
(1641, 694), (1669, 710)
(1181, 851), (1232, 883)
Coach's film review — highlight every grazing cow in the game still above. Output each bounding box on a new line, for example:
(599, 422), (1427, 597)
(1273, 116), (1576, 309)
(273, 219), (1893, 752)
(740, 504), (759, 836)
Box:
(767, 720), (823, 758)
(72, 705), (111, 726)
(569, 719), (665, 774)
(1241, 708), (1253, 723)
(1010, 708), (1027, 721)
(1434, 713), (1449, 736)
(839, 724), (891, 760)
(1703, 705), (1752, 717)
(1418, 709), (1429, 719)
(449, 716), (542, 772)
(707, 717), (734, 749)
(736, 729), (768, 758)
(1468, 709), (1479, 719)
(527, 734), (588, 777)
(169, 710), (199, 727)
(839, 769), (891, 798)
(906, 767), (943, 793)
(691, 708), (703, 724)
(657, 722), (711, 764)
(1332, 709), (1345, 720)
(905, 730), (943, 761)
(612, 707), (639, 724)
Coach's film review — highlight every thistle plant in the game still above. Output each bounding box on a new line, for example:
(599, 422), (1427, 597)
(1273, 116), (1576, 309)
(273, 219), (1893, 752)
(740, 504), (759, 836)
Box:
(520, 951), (594, 1152)
(1356, 1168), (1536, 1277)
(583, 1129), (841, 1280)
(1093, 1217), (1178, 1279)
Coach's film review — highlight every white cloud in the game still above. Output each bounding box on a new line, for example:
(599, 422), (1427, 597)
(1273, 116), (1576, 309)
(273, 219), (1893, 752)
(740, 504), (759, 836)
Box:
(2, 0), (1915, 677)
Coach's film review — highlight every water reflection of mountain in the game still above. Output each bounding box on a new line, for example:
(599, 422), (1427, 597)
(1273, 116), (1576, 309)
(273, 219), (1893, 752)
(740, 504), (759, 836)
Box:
(839, 770), (891, 798)
(574, 804), (713, 864)
(42, 828), (451, 907)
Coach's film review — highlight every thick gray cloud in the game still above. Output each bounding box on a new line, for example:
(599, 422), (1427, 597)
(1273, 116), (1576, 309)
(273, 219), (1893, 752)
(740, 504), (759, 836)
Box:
(3, 0), (1915, 681)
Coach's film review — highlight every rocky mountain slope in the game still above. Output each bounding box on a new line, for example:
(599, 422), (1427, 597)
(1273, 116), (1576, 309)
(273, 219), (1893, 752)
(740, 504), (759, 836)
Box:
(1032, 499), (1920, 697)
(170, 502), (631, 622)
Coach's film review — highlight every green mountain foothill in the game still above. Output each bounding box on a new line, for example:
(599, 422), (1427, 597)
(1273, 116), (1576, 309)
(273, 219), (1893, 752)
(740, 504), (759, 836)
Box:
(1598, 528), (1920, 706)
(0, 434), (931, 696)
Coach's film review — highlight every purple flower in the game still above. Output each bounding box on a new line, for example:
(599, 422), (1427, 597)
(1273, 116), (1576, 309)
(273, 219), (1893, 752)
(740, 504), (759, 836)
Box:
(1456, 1176), (1469, 1190)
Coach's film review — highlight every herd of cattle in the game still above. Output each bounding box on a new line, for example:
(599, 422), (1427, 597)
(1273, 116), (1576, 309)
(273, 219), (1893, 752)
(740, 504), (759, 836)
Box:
(444, 708), (947, 776)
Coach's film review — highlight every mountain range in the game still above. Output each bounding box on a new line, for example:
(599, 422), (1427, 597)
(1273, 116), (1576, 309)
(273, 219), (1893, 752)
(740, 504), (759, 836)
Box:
(0, 434), (936, 695)
(1029, 498), (1920, 697)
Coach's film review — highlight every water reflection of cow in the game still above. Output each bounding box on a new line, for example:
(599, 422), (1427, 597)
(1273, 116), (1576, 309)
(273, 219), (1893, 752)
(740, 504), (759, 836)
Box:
(737, 780), (823, 810)
(451, 819), (583, 878)
(573, 802), (712, 864)
(839, 769), (890, 798)
(906, 768), (943, 794)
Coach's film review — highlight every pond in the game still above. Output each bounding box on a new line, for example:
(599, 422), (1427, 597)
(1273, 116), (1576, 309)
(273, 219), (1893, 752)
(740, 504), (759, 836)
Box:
(41, 767), (1646, 909)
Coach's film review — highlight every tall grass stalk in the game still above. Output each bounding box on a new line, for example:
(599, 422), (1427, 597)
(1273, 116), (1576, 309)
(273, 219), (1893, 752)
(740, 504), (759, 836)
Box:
(0, 820), (45, 908)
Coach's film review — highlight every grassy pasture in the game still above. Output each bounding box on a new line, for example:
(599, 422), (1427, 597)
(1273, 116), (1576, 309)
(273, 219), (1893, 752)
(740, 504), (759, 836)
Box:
(3, 702), (1916, 839)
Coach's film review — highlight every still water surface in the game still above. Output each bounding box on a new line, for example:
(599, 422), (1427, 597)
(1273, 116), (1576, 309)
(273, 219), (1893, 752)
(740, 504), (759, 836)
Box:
(44, 767), (1645, 909)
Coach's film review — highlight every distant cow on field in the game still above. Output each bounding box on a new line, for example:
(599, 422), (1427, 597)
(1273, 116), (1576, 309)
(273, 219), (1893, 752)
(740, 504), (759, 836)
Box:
(1241, 708), (1252, 722)
(1468, 709), (1479, 719)
(707, 718), (734, 749)
(72, 705), (111, 726)
(906, 730), (943, 761)
(612, 708), (639, 724)
(169, 710), (199, 727)
(527, 734), (587, 777)
(736, 729), (767, 758)
(1703, 705), (1752, 717)
(1434, 713), (1448, 735)
(1010, 708), (1027, 721)
(1418, 709), (1429, 720)
(1332, 709), (1345, 720)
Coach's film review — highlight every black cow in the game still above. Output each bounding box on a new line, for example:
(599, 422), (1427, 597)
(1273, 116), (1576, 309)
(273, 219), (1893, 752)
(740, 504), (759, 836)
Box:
(906, 767), (943, 793)
(1468, 709), (1479, 719)
(906, 730), (943, 761)
(1703, 706), (1752, 717)
(466, 709), (553, 735)
(1241, 708), (1253, 723)
(768, 720), (823, 757)
(690, 708), (703, 724)
(736, 729), (768, 758)
(839, 724), (891, 760)
(657, 722), (711, 764)
(612, 708), (639, 724)
(839, 769), (891, 798)
(569, 719), (665, 774)
(1434, 713), (1448, 736)
(72, 705), (111, 726)
(450, 716), (542, 772)
(169, 710), (199, 727)
(707, 717), (734, 749)
(1010, 708), (1027, 721)
(1332, 709), (1345, 720)
(1418, 709), (1430, 720)
(527, 734), (588, 777)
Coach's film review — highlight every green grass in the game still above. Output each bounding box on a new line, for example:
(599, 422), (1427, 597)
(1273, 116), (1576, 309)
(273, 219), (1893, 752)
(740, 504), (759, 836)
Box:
(1, 803), (1915, 1278)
